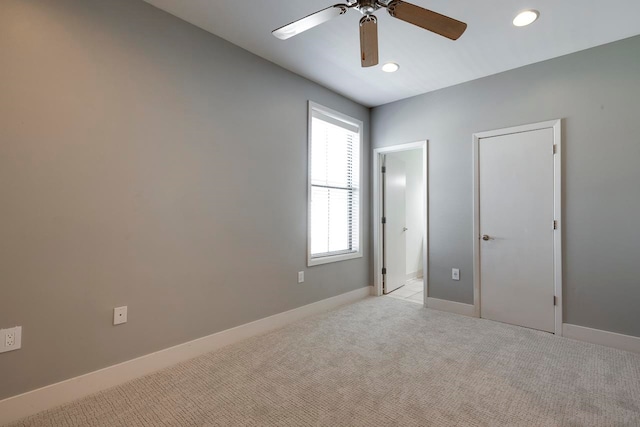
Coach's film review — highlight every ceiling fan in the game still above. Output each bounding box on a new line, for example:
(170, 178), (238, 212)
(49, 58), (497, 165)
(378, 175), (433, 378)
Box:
(272, 0), (467, 68)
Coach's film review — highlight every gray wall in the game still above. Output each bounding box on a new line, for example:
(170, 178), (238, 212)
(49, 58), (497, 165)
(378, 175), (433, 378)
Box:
(372, 35), (640, 338)
(0, 0), (370, 400)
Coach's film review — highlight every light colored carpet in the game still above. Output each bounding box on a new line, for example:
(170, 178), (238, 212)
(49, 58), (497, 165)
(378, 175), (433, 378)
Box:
(10, 297), (640, 426)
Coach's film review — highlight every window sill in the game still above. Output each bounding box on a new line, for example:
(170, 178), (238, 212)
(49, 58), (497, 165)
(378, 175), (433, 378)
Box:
(307, 251), (362, 267)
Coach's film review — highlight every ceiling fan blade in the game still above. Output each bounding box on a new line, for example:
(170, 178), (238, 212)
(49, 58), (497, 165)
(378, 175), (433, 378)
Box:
(387, 1), (467, 40)
(272, 4), (349, 40)
(359, 15), (379, 67)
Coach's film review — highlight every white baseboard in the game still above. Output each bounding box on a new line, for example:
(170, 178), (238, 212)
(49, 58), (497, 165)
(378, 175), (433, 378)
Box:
(562, 323), (640, 354)
(426, 297), (476, 317)
(405, 270), (424, 281)
(0, 287), (371, 425)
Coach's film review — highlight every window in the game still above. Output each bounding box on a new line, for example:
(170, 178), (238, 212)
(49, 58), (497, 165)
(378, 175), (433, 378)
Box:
(308, 102), (362, 266)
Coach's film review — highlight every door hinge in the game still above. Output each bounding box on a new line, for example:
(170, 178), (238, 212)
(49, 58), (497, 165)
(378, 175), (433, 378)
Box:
(381, 166), (386, 173)
(553, 144), (557, 154)
(553, 296), (557, 306)
(382, 217), (386, 224)
(382, 268), (387, 275)
(553, 220), (558, 230)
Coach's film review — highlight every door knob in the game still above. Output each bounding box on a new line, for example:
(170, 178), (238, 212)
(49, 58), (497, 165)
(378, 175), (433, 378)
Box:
(482, 234), (491, 241)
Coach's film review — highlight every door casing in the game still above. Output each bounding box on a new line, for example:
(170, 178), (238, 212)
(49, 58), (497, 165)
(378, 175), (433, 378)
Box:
(472, 120), (563, 335)
(372, 141), (428, 300)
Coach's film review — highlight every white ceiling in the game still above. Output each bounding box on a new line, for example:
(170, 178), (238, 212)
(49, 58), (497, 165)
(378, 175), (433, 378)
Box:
(144, 0), (640, 107)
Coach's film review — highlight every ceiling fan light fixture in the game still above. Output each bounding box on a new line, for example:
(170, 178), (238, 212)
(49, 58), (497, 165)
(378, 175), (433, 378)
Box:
(382, 62), (400, 73)
(513, 10), (539, 27)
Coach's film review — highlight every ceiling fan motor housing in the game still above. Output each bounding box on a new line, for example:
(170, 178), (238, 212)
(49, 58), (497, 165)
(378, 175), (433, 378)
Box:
(357, 0), (379, 15)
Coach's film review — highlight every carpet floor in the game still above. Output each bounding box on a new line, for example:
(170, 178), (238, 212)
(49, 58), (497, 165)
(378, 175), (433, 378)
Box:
(10, 297), (640, 426)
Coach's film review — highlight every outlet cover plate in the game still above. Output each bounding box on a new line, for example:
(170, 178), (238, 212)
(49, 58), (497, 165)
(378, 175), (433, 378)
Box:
(113, 306), (128, 325)
(452, 268), (460, 281)
(298, 271), (304, 283)
(0, 326), (22, 354)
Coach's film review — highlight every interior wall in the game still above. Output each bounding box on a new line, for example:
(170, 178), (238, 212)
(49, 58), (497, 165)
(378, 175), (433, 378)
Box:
(372, 35), (640, 338)
(387, 150), (424, 278)
(0, 0), (370, 400)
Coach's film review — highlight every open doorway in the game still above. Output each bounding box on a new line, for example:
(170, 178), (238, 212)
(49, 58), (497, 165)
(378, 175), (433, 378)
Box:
(373, 141), (427, 305)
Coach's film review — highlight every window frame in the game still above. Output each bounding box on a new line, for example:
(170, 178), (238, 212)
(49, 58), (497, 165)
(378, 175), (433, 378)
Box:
(307, 101), (363, 267)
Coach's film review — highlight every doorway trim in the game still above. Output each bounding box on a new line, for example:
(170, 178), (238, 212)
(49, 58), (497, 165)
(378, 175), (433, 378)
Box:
(472, 120), (563, 335)
(372, 141), (428, 303)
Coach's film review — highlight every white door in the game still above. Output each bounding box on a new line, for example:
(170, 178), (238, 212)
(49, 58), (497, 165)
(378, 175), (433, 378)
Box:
(479, 128), (555, 332)
(383, 155), (407, 294)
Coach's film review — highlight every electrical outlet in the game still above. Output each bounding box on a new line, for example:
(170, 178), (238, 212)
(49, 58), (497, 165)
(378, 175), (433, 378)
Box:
(6, 331), (15, 347)
(0, 326), (22, 354)
(452, 268), (460, 281)
(113, 306), (128, 325)
(298, 271), (304, 283)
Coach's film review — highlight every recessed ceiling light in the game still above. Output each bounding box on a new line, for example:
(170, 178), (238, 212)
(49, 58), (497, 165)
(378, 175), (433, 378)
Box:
(382, 62), (400, 73)
(513, 10), (539, 27)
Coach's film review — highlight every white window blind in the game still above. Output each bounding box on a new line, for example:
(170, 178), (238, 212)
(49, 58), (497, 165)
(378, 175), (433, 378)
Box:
(309, 104), (361, 264)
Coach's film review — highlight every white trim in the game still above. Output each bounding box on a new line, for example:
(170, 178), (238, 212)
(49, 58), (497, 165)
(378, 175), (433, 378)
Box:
(307, 251), (362, 266)
(406, 270), (424, 281)
(472, 119), (563, 334)
(472, 132), (481, 318)
(426, 297), (476, 317)
(307, 101), (364, 267)
(0, 287), (371, 425)
(473, 120), (561, 140)
(563, 324), (640, 354)
(372, 141), (428, 303)
(552, 122), (563, 335)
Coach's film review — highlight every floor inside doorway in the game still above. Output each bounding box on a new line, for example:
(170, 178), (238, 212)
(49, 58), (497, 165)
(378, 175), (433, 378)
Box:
(385, 278), (424, 304)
